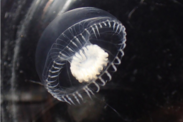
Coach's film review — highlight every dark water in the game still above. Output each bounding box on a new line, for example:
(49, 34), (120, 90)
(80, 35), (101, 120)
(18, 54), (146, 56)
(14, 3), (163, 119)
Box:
(1, 0), (183, 122)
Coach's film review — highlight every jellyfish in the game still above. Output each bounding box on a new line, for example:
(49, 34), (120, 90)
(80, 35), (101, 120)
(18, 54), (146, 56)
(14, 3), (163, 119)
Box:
(35, 7), (127, 105)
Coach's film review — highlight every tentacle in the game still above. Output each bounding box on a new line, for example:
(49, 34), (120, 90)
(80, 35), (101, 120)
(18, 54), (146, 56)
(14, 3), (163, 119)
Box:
(73, 93), (80, 104)
(111, 63), (117, 72)
(66, 95), (75, 105)
(99, 76), (106, 86)
(105, 71), (112, 81)
(93, 81), (100, 92)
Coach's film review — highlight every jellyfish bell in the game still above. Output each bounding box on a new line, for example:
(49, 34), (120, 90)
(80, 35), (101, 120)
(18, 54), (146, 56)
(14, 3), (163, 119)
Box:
(35, 7), (127, 105)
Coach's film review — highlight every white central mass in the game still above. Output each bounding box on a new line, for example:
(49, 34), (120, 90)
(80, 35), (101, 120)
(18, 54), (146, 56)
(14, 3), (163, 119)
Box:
(70, 44), (109, 83)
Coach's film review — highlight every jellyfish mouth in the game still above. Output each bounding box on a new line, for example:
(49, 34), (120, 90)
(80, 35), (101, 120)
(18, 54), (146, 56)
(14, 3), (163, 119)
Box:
(70, 44), (108, 83)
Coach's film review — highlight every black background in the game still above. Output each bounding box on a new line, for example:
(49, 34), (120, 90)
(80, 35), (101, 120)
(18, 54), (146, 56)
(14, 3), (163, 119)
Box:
(1, 0), (183, 122)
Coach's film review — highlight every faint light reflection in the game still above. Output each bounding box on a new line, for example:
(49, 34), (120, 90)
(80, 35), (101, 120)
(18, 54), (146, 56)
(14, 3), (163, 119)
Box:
(43, 0), (54, 14)
(58, 0), (73, 15)
(42, 0), (73, 19)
